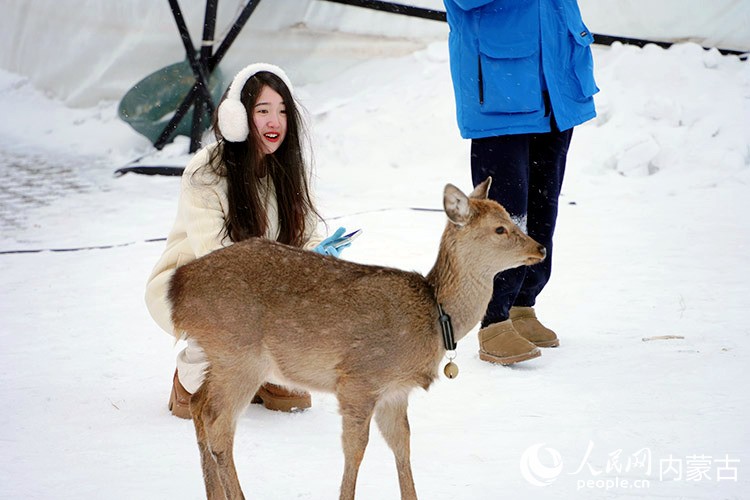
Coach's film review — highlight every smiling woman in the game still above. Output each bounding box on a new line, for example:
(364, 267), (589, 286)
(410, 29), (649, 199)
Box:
(143, 63), (342, 419)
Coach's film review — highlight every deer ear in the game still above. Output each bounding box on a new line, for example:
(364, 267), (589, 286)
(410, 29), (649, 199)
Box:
(444, 183), (471, 226)
(469, 177), (492, 199)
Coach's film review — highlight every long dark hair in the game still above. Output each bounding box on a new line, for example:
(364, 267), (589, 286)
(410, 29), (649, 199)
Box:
(199, 71), (319, 246)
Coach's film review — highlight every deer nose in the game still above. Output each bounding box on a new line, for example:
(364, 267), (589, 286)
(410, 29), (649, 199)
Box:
(538, 245), (547, 258)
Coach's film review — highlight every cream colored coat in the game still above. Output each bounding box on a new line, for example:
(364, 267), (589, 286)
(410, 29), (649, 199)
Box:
(145, 143), (323, 334)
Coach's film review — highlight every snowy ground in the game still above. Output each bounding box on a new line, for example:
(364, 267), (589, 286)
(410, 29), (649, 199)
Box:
(1, 29), (749, 499)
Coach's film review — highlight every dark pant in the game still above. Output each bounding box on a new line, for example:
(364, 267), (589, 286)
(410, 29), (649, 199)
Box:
(471, 127), (573, 326)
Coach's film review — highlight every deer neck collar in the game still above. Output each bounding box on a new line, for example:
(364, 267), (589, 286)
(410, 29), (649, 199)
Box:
(437, 303), (456, 351)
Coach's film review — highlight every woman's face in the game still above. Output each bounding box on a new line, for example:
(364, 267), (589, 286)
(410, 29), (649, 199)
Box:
(252, 85), (287, 155)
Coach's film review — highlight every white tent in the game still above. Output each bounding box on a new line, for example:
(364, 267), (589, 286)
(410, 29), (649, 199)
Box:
(1, 0), (747, 107)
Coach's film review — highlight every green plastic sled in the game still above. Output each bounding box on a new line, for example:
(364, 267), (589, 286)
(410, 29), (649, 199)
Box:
(118, 60), (226, 144)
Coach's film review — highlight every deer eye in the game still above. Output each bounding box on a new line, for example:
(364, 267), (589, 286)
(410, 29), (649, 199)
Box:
(495, 226), (506, 235)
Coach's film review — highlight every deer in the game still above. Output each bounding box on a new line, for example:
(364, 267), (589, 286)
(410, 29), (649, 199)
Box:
(168, 177), (546, 500)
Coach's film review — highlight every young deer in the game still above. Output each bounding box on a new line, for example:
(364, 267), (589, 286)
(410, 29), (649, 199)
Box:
(168, 178), (545, 500)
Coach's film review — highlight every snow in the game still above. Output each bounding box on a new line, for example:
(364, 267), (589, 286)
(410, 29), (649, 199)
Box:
(1, 19), (749, 500)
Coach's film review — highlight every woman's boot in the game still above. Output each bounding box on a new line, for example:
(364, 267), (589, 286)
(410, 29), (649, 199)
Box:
(168, 369), (192, 419)
(252, 383), (312, 412)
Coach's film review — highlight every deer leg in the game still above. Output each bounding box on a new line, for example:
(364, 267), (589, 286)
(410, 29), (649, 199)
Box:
(192, 363), (265, 500)
(337, 390), (376, 500)
(191, 384), (225, 500)
(374, 394), (418, 500)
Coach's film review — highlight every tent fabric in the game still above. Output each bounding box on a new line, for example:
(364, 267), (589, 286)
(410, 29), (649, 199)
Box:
(0, 0), (747, 106)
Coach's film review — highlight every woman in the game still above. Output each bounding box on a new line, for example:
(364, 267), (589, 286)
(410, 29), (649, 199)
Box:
(145, 63), (343, 418)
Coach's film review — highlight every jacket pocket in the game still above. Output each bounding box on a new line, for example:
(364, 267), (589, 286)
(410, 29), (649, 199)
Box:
(475, 3), (543, 114)
(477, 36), (543, 113)
(563, 4), (599, 99)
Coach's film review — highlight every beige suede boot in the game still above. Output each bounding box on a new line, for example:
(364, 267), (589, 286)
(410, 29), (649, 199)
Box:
(478, 320), (541, 365)
(168, 369), (192, 419)
(510, 306), (560, 347)
(251, 383), (312, 412)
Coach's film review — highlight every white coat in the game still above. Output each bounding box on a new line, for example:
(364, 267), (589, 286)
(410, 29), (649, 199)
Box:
(145, 143), (323, 335)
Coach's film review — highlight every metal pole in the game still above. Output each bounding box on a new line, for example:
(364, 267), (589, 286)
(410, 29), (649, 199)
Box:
(155, 0), (261, 150)
(189, 0), (219, 153)
(208, 0), (261, 70)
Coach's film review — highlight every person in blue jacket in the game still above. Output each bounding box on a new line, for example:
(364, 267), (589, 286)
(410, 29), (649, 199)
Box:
(444, 0), (598, 365)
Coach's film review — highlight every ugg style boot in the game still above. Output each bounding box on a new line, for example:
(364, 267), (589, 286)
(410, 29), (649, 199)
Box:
(478, 320), (541, 365)
(169, 371), (312, 418)
(251, 383), (312, 412)
(168, 369), (192, 419)
(510, 306), (560, 347)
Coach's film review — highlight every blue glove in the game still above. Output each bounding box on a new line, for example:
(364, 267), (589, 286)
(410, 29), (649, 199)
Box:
(313, 227), (350, 257)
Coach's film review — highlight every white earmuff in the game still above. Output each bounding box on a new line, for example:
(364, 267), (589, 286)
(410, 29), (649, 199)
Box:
(217, 63), (294, 142)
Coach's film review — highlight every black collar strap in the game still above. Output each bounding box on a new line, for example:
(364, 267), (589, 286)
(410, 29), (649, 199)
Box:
(437, 303), (456, 351)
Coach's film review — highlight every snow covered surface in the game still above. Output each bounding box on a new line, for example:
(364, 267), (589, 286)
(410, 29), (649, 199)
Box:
(1, 20), (749, 500)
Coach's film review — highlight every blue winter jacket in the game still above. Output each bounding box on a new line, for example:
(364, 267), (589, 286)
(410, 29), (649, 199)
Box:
(444, 0), (598, 138)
